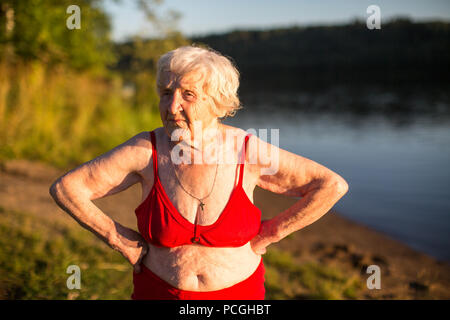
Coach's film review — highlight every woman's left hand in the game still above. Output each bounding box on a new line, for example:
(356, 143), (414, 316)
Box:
(250, 219), (279, 255)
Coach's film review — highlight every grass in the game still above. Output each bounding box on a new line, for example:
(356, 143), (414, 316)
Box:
(0, 206), (133, 299)
(0, 61), (161, 169)
(264, 247), (364, 299)
(0, 205), (364, 300)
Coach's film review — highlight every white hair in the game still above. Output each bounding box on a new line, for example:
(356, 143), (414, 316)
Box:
(156, 45), (242, 118)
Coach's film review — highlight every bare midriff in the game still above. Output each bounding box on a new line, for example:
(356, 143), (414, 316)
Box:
(142, 243), (262, 291)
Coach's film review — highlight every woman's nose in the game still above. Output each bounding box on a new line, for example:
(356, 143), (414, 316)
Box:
(168, 91), (183, 114)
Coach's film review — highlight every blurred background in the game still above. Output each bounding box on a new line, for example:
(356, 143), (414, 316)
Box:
(0, 0), (449, 300)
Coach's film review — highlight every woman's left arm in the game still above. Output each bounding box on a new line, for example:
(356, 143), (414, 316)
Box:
(248, 135), (349, 254)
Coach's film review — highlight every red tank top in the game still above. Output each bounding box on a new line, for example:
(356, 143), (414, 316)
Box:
(134, 130), (262, 248)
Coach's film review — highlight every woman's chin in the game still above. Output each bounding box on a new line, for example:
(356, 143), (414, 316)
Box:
(164, 124), (190, 141)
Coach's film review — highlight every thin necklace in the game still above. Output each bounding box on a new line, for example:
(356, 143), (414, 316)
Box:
(168, 126), (221, 243)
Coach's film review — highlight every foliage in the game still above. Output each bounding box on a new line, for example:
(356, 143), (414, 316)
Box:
(0, 61), (161, 169)
(0, 0), (114, 73)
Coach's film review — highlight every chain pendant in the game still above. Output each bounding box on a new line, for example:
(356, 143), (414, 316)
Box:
(191, 201), (204, 244)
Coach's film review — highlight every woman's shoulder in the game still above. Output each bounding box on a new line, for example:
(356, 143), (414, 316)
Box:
(221, 124), (258, 146)
(116, 130), (156, 171)
(134, 127), (164, 147)
(220, 124), (248, 139)
(129, 130), (152, 150)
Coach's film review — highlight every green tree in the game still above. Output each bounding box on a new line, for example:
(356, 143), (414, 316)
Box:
(0, 0), (114, 72)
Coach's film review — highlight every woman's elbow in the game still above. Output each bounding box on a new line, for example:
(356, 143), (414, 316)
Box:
(49, 176), (73, 202)
(337, 178), (349, 195)
(49, 178), (65, 201)
(325, 175), (349, 196)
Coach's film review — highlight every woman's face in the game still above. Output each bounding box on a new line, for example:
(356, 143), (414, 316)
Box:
(158, 70), (217, 141)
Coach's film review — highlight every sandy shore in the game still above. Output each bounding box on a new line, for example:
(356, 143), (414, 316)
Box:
(1, 159), (449, 299)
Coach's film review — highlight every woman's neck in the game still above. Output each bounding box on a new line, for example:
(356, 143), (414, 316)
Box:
(168, 120), (224, 165)
(191, 120), (222, 149)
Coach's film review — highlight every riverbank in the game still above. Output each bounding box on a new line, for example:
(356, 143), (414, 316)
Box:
(0, 159), (448, 299)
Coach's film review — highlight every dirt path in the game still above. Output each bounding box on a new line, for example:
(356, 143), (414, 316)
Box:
(1, 159), (449, 299)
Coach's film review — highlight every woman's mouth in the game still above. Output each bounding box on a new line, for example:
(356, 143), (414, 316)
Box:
(169, 119), (184, 124)
(167, 119), (185, 127)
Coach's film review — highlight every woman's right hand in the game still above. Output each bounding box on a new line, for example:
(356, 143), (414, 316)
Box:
(112, 222), (149, 273)
(124, 240), (149, 274)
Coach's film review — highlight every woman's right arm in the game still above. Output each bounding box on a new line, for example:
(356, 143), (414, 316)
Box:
(49, 131), (153, 271)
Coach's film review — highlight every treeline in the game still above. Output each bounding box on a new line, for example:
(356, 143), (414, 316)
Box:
(191, 18), (450, 90)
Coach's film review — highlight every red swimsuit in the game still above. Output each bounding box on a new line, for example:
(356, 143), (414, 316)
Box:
(131, 130), (265, 300)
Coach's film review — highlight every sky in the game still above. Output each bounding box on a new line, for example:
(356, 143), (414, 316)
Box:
(103, 0), (450, 41)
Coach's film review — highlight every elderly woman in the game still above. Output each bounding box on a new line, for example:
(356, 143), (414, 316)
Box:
(49, 45), (348, 300)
